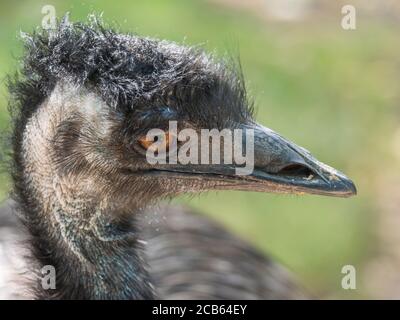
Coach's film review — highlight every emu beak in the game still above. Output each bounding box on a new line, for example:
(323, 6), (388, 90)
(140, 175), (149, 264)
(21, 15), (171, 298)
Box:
(230, 124), (357, 197)
(145, 123), (357, 198)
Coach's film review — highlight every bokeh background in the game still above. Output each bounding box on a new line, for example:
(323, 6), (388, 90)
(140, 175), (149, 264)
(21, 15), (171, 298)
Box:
(0, 0), (399, 299)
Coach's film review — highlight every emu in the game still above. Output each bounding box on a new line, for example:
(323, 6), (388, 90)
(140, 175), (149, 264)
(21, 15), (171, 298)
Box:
(0, 17), (356, 299)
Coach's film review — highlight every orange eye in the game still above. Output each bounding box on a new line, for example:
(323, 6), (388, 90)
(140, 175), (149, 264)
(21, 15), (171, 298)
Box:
(138, 136), (155, 150)
(139, 132), (173, 152)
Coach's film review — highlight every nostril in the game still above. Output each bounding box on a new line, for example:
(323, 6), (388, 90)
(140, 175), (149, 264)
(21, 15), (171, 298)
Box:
(277, 164), (314, 178)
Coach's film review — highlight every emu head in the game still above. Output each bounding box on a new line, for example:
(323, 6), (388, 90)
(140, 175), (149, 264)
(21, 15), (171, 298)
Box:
(16, 18), (356, 211)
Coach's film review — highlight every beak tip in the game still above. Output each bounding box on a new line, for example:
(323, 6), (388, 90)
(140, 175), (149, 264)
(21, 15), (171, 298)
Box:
(348, 179), (357, 196)
(338, 177), (357, 197)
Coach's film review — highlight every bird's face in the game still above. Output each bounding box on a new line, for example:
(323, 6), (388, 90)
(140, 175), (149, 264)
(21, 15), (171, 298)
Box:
(70, 40), (356, 202)
(52, 33), (355, 204)
(109, 110), (356, 200)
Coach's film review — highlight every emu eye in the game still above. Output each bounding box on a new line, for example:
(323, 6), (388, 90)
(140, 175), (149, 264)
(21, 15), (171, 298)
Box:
(138, 132), (173, 152)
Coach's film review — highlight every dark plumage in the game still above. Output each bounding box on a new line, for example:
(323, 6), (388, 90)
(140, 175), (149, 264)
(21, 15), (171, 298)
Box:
(0, 200), (305, 299)
(13, 15), (251, 123)
(0, 15), (356, 299)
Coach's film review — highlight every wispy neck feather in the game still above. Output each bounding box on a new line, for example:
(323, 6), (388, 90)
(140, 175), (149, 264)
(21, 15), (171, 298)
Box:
(16, 82), (155, 299)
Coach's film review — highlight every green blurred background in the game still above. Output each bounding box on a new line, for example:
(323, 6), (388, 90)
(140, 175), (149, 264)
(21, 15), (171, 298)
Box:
(1, 0), (399, 299)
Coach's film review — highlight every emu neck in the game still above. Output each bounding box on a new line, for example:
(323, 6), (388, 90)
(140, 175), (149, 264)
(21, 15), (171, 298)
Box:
(18, 84), (155, 299)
